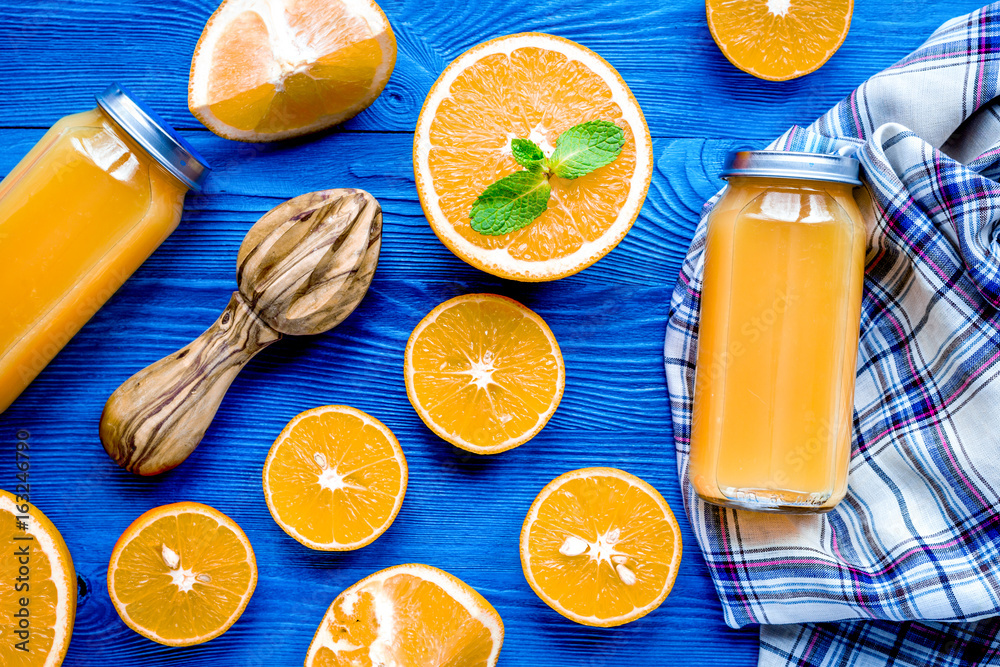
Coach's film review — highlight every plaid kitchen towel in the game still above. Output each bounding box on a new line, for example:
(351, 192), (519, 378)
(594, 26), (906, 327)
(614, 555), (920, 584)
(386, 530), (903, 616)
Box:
(664, 4), (1000, 666)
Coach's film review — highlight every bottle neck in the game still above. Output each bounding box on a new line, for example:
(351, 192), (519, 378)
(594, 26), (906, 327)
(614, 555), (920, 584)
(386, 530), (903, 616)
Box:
(95, 107), (191, 191)
(95, 84), (209, 190)
(726, 175), (857, 194)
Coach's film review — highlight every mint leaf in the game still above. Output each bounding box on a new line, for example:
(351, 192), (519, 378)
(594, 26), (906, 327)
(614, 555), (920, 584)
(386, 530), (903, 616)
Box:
(548, 120), (625, 179)
(469, 119), (625, 236)
(470, 170), (551, 236)
(511, 138), (545, 168)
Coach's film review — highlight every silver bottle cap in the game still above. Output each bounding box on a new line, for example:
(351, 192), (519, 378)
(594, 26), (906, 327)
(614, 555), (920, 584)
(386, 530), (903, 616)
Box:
(96, 83), (210, 191)
(721, 150), (861, 186)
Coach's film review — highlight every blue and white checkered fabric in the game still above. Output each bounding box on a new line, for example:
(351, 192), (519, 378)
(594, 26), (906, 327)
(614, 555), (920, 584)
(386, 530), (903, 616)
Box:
(664, 4), (1000, 665)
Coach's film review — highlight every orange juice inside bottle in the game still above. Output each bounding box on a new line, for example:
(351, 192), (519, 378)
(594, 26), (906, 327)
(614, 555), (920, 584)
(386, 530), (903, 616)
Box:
(0, 84), (208, 414)
(690, 152), (865, 513)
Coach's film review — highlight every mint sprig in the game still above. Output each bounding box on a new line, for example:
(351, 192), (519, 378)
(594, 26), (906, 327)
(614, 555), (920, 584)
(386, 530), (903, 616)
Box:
(470, 120), (625, 236)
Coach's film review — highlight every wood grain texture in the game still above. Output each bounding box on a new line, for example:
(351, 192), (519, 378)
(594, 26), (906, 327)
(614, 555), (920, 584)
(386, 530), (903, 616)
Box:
(0, 0), (986, 138)
(0, 0), (973, 664)
(100, 190), (381, 475)
(3, 136), (736, 666)
(0, 131), (727, 290)
(100, 292), (282, 475)
(237, 189), (383, 335)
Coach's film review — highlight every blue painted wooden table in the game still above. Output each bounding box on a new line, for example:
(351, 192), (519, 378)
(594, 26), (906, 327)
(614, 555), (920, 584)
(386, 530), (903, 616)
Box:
(0, 0), (987, 664)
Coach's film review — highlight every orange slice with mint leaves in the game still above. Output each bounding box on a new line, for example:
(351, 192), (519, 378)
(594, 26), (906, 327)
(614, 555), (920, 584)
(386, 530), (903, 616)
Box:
(189, 0), (396, 141)
(414, 33), (653, 281)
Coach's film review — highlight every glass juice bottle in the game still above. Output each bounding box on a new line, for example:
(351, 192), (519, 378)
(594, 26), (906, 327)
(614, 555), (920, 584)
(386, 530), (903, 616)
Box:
(689, 151), (865, 513)
(0, 83), (209, 414)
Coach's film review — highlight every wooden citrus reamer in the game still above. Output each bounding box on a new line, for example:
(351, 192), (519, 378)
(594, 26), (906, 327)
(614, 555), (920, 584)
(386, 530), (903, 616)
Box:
(100, 189), (382, 476)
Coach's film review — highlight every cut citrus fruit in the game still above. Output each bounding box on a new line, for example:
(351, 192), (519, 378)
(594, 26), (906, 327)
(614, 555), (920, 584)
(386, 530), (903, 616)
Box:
(0, 489), (76, 666)
(306, 563), (503, 666)
(404, 293), (564, 454)
(413, 33), (653, 281)
(263, 405), (407, 551)
(189, 0), (397, 141)
(706, 0), (853, 81)
(107, 502), (257, 646)
(520, 468), (682, 627)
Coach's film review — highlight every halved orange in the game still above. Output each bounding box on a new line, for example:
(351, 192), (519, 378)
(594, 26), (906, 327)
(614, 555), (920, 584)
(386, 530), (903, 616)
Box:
(263, 405), (407, 551)
(520, 468), (682, 627)
(413, 33), (653, 281)
(107, 502), (257, 646)
(706, 0), (853, 81)
(0, 489), (76, 666)
(306, 563), (503, 666)
(189, 0), (397, 141)
(404, 294), (565, 454)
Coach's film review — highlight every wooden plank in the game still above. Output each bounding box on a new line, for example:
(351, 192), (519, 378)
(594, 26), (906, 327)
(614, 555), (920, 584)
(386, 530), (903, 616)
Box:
(8, 283), (756, 665)
(12, 296), (763, 665)
(1, 0), (979, 662)
(0, 129), (731, 288)
(0, 122), (757, 664)
(0, 0), (986, 139)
